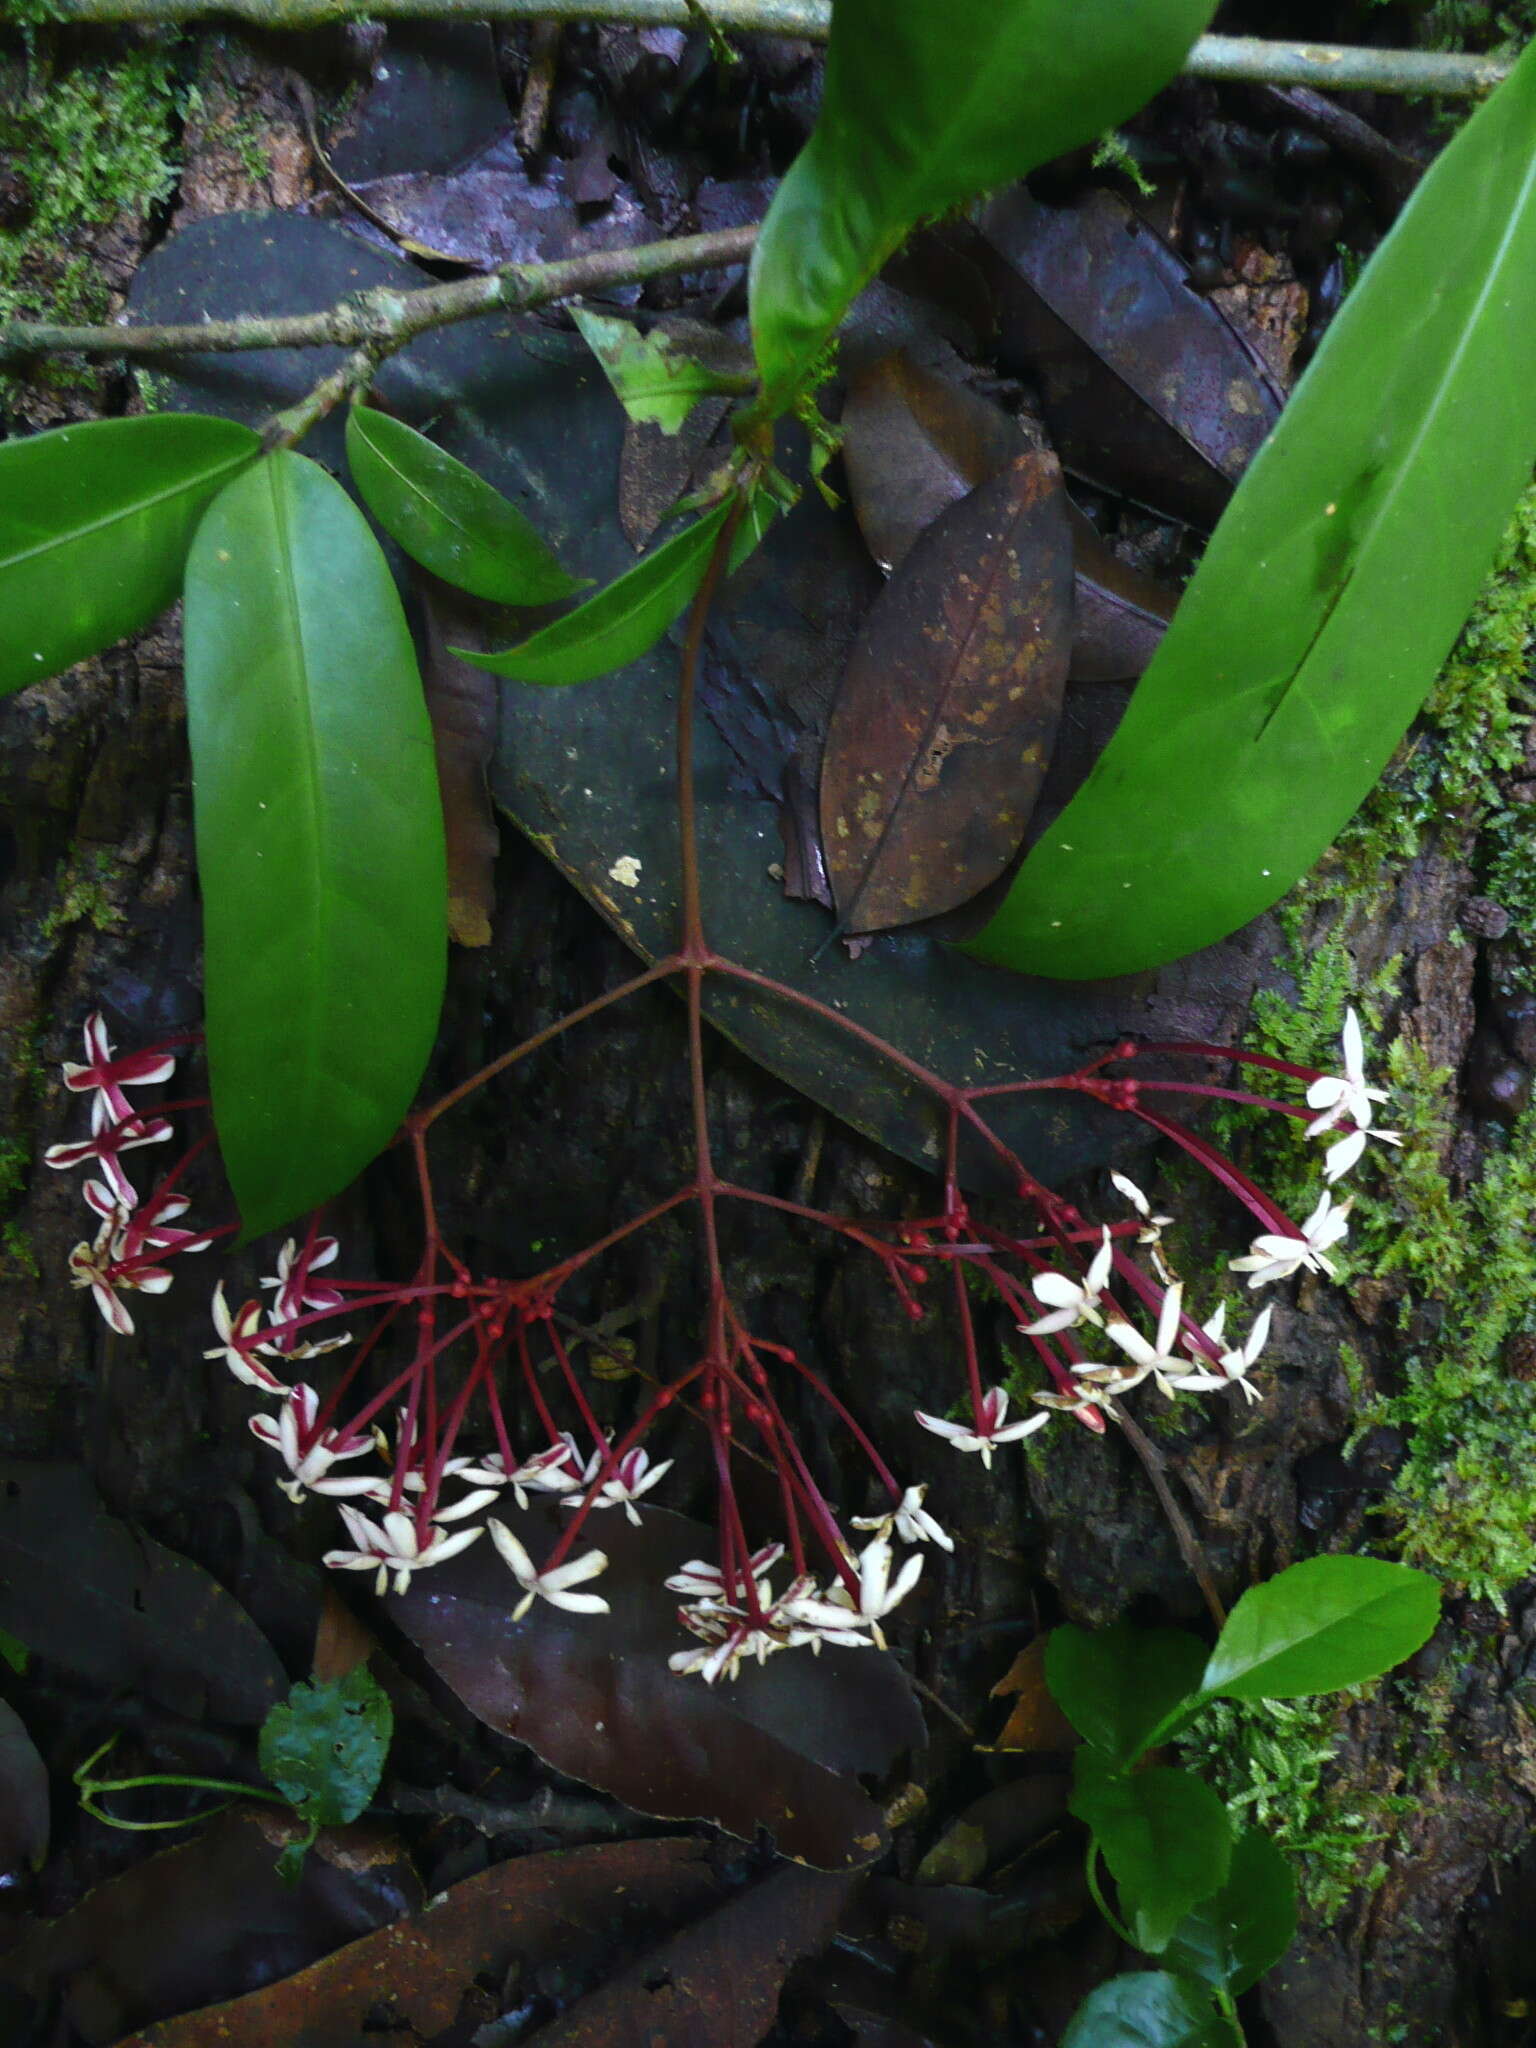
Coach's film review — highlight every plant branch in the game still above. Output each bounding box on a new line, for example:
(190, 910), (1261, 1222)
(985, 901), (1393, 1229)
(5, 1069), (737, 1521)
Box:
(0, 224), (757, 366)
(27, 3), (1517, 96)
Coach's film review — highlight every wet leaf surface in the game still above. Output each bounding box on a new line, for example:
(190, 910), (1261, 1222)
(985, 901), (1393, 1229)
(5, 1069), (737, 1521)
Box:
(116, 1839), (725, 2048)
(0, 1807), (419, 2046)
(975, 40), (1536, 976)
(839, 351), (1175, 682)
(0, 1698), (49, 1882)
(821, 450), (1074, 934)
(389, 1506), (920, 1869)
(346, 403), (588, 606)
(526, 1858), (856, 2046)
(129, 209), (1273, 1193)
(969, 186), (1284, 529)
(341, 131), (655, 275)
(0, 1462), (285, 1726)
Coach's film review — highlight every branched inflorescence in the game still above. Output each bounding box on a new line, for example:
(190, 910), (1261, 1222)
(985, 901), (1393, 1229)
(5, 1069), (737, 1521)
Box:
(43, 992), (1397, 1684)
(38, 489), (1405, 1683)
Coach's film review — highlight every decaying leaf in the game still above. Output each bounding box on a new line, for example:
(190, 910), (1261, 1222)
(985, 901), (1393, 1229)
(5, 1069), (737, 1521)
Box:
(839, 350), (1176, 682)
(984, 1636), (1080, 1756)
(572, 307), (749, 435)
(0, 1698), (48, 1881)
(0, 1461), (285, 1726)
(389, 1506), (922, 1870)
(527, 1859), (856, 2046)
(0, 1806), (419, 2047)
(116, 1840), (724, 2048)
(840, 351), (1021, 577)
(970, 185), (1284, 528)
(419, 576), (504, 946)
(821, 449), (1074, 934)
(342, 130), (653, 275)
(913, 1778), (1070, 1888)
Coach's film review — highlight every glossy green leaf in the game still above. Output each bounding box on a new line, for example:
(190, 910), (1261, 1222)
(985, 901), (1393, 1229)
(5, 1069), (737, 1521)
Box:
(1162, 1827), (1297, 1996)
(184, 450), (447, 1238)
(1045, 1623), (1207, 1766)
(0, 413), (259, 696)
(345, 404), (586, 605)
(571, 308), (745, 435)
(1062, 1973), (1228, 2048)
(259, 1667), (393, 1829)
(971, 36), (1536, 978)
(458, 497), (765, 686)
(1199, 1556), (1439, 1702)
(1072, 1755), (1231, 1954)
(749, 0), (1218, 413)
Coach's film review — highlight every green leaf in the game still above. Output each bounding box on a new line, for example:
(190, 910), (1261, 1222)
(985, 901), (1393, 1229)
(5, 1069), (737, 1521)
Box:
(183, 450), (447, 1238)
(1072, 1755), (1231, 1953)
(345, 405), (586, 605)
(458, 496), (766, 686)
(1062, 1973), (1229, 2048)
(969, 36), (1536, 978)
(1199, 1556), (1440, 1702)
(0, 413), (259, 696)
(749, 0), (1218, 414)
(0, 1628), (28, 1675)
(571, 307), (745, 435)
(258, 1666), (393, 1828)
(1163, 1826), (1297, 1996)
(1045, 1622), (1208, 1765)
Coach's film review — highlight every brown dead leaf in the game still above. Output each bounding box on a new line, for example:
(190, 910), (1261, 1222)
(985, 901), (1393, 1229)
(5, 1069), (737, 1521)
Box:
(389, 1506), (921, 1871)
(820, 449), (1073, 934)
(117, 1839), (723, 2048)
(527, 1860), (856, 2046)
(839, 352), (1176, 684)
(983, 1637), (1079, 1756)
(419, 576), (502, 946)
(2, 1806), (418, 2046)
(970, 185), (1284, 528)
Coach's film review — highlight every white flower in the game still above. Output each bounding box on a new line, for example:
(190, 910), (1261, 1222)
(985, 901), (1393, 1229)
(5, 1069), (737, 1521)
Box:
(781, 1538), (923, 1652)
(915, 1386), (1048, 1468)
(1305, 1010), (1388, 1136)
(204, 1281), (287, 1392)
(451, 1442), (582, 1509)
(1229, 1190), (1352, 1289)
(563, 1441), (674, 1524)
(323, 1504), (484, 1596)
(250, 1384), (377, 1502)
(852, 1482), (954, 1552)
(1168, 1300), (1273, 1404)
(260, 1235), (347, 1351)
(1102, 1281), (1186, 1398)
(1110, 1171), (1177, 1277)
(1305, 1012), (1402, 1181)
(665, 1544), (785, 1600)
(488, 1520), (610, 1620)
(67, 1211), (171, 1335)
(1022, 1228), (1115, 1336)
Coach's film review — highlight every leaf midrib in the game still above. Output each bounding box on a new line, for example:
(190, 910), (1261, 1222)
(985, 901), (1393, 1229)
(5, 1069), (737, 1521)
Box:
(265, 458), (329, 1116)
(2, 440), (253, 573)
(1255, 118), (1536, 745)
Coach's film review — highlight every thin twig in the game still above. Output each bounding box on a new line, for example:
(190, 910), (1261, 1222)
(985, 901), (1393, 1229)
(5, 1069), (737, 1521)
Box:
(29, 3), (1519, 96)
(1108, 1400), (1227, 1631)
(0, 223), (757, 365)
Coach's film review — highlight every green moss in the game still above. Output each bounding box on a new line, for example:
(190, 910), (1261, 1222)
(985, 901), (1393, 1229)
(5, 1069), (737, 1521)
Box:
(1179, 1696), (1403, 1915)
(0, 35), (183, 331)
(39, 850), (125, 943)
